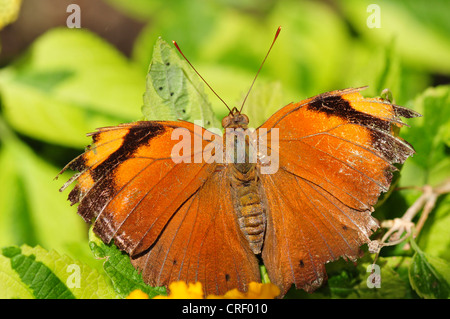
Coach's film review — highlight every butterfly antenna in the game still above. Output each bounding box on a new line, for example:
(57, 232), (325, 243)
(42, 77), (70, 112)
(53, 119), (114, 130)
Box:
(239, 26), (281, 113)
(172, 40), (232, 113)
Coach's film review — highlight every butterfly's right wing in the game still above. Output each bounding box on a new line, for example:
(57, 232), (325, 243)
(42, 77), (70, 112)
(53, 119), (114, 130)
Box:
(59, 121), (218, 256)
(59, 120), (260, 295)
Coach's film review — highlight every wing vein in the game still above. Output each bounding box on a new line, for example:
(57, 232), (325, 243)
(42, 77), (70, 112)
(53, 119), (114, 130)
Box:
(294, 175), (357, 254)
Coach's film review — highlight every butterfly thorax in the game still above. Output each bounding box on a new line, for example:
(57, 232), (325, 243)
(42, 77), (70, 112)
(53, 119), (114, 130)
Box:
(222, 107), (252, 170)
(223, 109), (266, 255)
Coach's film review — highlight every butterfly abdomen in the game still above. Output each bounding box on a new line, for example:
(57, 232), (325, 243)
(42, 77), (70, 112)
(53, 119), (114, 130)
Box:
(229, 164), (266, 254)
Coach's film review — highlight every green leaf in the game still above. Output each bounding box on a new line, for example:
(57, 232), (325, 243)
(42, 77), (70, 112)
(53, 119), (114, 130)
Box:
(409, 238), (450, 299)
(266, 0), (352, 96)
(285, 256), (410, 299)
(260, 265), (270, 284)
(143, 37), (220, 128)
(0, 245), (117, 299)
(195, 64), (280, 122)
(358, 38), (402, 102)
(243, 82), (285, 129)
(0, 117), (92, 266)
(400, 85), (450, 187)
(339, 0), (450, 74)
(131, 0), (219, 71)
(0, 28), (144, 148)
(351, 258), (409, 298)
(419, 194), (450, 261)
(88, 227), (166, 298)
(0, 250), (34, 299)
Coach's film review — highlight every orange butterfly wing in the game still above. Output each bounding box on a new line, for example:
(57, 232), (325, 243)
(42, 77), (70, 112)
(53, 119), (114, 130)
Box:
(131, 168), (260, 295)
(257, 87), (420, 294)
(59, 120), (259, 295)
(60, 121), (212, 255)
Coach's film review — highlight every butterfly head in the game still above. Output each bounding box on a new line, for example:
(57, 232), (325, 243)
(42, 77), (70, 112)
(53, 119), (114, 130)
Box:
(222, 107), (249, 129)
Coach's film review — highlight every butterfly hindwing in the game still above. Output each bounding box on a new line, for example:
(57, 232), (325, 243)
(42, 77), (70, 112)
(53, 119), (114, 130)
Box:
(131, 168), (260, 296)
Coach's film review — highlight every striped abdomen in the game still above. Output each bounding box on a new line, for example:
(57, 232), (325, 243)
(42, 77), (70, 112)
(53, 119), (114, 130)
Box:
(229, 164), (266, 254)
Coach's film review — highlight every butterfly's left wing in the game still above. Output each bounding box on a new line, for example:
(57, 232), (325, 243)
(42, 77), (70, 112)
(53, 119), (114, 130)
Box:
(257, 87), (420, 295)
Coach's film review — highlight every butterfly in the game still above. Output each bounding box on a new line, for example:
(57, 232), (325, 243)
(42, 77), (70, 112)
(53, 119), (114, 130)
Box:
(58, 28), (420, 297)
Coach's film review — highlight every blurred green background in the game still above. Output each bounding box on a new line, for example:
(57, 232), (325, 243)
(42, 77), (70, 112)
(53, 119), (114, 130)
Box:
(0, 0), (449, 298)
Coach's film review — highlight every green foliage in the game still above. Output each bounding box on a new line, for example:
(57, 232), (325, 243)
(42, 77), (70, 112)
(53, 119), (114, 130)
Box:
(419, 194), (450, 261)
(88, 228), (166, 298)
(0, 245), (117, 299)
(143, 38), (220, 128)
(285, 255), (414, 299)
(0, 28), (144, 148)
(0, 118), (93, 266)
(341, 0), (450, 75)
(0, 0), (449, 299)
(409, 238), (450, 298)
(400, 86), (450, 187)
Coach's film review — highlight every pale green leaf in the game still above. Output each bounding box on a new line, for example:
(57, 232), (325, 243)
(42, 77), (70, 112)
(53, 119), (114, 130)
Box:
(0, 252), (34, 299)
(0, 245), (118, 299)
(409, 238), (450, 299)
(243, 81), (285, 128)
(89, 228), (166, 298)
(143, 37), (220, 128)
(0, 118), (92, 266)
(0, 28), (144, 148)
(349, 258), (409, 299)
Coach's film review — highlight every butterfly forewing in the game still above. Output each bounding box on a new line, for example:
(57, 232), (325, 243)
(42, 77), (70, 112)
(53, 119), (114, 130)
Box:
(60, 121), (217, 253)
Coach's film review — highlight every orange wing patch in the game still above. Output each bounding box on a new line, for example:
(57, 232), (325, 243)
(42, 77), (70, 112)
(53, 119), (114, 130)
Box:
(131, 169), (260, 296)
(261, 168), (374, 294)
(59, 121), (218, 256)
